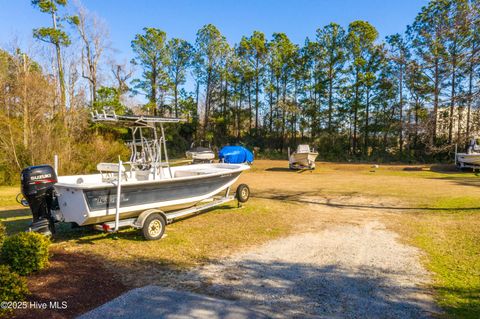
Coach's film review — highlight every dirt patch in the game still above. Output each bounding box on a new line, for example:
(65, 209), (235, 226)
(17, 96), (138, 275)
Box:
(12, 249), (129, 319)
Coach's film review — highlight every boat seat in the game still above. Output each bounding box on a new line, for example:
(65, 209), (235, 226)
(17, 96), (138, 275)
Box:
(97, 163), (128, 182)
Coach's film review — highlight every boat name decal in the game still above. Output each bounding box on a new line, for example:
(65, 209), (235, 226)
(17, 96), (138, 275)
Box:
(31, 174), (52, 181)
(94, 193), (129, 205)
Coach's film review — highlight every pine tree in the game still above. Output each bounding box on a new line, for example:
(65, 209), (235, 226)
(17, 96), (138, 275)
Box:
(32, 0), (72, 113)
(166, 38), (193, 117)
(131, 28), (169, 116)
(346, 21), (379, 155)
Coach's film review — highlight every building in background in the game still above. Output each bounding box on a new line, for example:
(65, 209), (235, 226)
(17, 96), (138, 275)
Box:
(436, 106), (480, 142)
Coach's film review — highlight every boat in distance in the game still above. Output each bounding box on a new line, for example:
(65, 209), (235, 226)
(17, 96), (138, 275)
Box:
(289, 144), (318, 170)
(456, 137), (480, 168)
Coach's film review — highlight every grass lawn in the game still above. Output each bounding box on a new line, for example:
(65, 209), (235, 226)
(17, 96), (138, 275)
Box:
(0, 185), (21, 208)
(394, 209), (480, 319)
(0, 160), (479, 317)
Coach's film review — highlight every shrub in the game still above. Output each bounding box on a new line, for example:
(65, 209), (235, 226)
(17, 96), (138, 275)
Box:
(0, 222), (5, 247)
(1, 232), (50, 275)
(0, 265), (29, 315)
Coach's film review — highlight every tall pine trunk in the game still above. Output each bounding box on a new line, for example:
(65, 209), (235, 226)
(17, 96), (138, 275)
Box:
(52, 11), (66, 113)
(399, 63), (404, 154)
(364, 88), (370, 155)
(255, 58), (260, 131)
(353, 69), (359, 155)
(432, 57), (439, 144)
(448, 41), (457, 144)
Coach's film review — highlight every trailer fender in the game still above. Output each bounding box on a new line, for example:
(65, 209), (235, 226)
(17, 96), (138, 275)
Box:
(135, 209), (167, 228)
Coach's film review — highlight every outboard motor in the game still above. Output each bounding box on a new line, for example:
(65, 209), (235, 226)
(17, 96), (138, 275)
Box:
(20, 165), (58, 236)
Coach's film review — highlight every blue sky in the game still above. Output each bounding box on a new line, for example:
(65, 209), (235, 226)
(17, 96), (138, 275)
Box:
(1, 0), (428, 56)
(0, 0), (428, 96)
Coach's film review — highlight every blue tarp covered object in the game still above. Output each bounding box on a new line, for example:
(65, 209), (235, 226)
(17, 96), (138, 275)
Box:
(218, 146), (254, 164)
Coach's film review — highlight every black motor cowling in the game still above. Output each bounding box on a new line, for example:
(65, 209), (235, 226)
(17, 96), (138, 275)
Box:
(21, 165), (58, 235)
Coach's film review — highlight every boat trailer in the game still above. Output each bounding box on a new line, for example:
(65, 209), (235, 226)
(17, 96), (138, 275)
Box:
(95, 184), (249, 240)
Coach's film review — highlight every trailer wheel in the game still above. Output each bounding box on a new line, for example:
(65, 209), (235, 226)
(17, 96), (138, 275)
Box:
(236, 184), (250, 203)
(142, 213), (166, 240)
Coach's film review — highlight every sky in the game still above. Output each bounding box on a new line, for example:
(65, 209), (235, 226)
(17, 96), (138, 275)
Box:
(0, 0), (429, 93)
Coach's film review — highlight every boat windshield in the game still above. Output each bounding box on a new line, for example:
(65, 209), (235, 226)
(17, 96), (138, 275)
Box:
(297, 145), (311, 153)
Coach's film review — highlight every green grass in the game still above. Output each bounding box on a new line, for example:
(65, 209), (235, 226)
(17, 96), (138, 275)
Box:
(0, 208), (32, 235)
(432, 196), (480, 210)
(394, 210), (480, 319)
(0, 186), (21, 208)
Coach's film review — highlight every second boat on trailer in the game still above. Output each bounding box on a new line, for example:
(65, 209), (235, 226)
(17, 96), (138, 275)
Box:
(20, 112), (251, 240)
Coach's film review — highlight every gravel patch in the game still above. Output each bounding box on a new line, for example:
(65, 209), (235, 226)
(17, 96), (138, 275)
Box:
(78, 286), (268, 319)
(180, 220), (440, 318)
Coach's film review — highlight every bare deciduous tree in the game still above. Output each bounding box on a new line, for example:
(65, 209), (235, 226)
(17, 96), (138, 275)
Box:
(70, 4), (109, 105)
(110, 60), (134, 100)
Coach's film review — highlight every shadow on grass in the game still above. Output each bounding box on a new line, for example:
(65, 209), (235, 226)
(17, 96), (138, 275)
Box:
(0, 204), (240, 244)
(265, 167), (317, 174)
(433, 175), (480, 188)
(0, 208), (31, 234)
(429, 164), (461, 174)
(252, 190), (480, 212)
(265, 167), (293, 172)
(435, 286), (480, 319)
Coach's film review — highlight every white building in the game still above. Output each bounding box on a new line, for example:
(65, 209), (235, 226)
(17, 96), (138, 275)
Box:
(436, 106), (480, 139)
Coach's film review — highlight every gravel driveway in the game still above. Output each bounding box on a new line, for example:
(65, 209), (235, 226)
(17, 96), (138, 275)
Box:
(81, 166), (443, 318)
(180, 219), (440, 318)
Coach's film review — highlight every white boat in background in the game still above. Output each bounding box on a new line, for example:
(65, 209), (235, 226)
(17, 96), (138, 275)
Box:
(456, 137), (480, 168)
(288, 144), (318, 170)
(186, 141), (215, 163)
(19, 112), (250, 240)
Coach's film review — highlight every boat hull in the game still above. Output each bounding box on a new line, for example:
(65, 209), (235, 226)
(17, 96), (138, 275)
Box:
(185, 151), (215, 161)
(456, 153), (480, 166)
(55, 165), (245, 226)
(289, 152), (319, 169)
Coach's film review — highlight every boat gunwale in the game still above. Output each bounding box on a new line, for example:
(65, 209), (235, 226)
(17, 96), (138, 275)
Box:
(54, 164), (250, 190)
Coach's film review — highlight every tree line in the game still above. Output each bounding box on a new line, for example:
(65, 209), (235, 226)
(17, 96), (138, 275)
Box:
(0, 0), (479, 183)
(126, 0), (480, 161)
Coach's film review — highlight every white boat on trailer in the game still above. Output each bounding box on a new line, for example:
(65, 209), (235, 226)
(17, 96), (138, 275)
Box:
(288, 144), (318, 170)
(185, 141), (215, 163)
(19, 112), (250, 240)
(455, 137), (480, 169)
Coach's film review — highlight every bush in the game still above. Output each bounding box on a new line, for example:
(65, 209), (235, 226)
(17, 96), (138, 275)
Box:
(0, 265), (29, 314)
(0, 222), (5, 247)
(1, 232), (50, 275)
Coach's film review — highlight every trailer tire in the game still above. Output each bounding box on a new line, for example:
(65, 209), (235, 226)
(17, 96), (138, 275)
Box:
(236, 184), (250, 203)
(142, 213), (166, 240)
